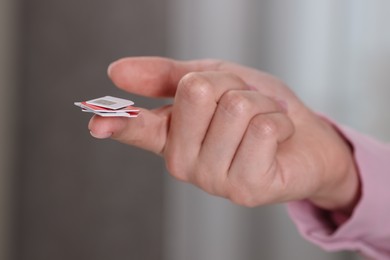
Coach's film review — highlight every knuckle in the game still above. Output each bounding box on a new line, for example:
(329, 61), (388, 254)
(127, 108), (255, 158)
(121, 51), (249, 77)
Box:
(165, 153), (188, 182)
(249, 115), (278, 139)
(229, 188), (258, 208)
(219, 91), (251, 117)
(193, 170), (209, 190)
(191, 164), (214, 194)
(178, 72), (213, 104)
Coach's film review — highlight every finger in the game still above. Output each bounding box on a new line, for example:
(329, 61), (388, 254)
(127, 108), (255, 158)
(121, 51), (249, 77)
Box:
(197, 91), (284, 195)
(88, 106), (171, 154)
(227, 112), (294, 207)
(108, 57), (253, 97)
(164, 71), (248, 182)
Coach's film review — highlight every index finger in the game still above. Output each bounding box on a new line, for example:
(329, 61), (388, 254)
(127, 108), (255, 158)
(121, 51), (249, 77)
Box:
(108, 57), (229, 97)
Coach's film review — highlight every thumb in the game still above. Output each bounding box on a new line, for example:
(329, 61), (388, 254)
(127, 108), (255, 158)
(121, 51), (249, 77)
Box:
(88, 106), (171, 155)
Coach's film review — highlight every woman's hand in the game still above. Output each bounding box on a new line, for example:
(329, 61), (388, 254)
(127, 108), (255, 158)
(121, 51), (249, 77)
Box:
(88, 57), (359, 214)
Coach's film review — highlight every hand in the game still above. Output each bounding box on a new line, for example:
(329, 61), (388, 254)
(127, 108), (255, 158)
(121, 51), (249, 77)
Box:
(88, 57), (359, 214)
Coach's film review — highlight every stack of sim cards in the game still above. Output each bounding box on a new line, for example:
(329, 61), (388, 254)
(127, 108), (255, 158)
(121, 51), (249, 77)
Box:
(74, 96), (140, 118)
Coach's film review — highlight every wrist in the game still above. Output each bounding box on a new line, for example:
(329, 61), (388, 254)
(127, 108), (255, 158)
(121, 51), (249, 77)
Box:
(309, 117), (361, 217)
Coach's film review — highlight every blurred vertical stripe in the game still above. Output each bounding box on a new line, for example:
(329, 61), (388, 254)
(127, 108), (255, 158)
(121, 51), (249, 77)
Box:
(0, 0), (19, 259)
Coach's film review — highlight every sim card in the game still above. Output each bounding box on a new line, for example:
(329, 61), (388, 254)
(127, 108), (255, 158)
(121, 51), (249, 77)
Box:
(74, 96), (140, 118)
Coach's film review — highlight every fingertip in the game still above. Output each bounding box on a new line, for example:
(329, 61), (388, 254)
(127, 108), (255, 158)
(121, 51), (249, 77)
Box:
(106, 57), (144, 93)
(88, 115), (99, 131)
(107, 58), (126, 79)
(107, 61), (116, 78)
(106, 57), (180, 97)
(90, 130), (112, 139)
(88, 115), (123, 139)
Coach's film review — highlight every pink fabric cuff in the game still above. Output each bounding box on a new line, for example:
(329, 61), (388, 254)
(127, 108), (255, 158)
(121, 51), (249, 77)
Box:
(287, 124), (390, 259)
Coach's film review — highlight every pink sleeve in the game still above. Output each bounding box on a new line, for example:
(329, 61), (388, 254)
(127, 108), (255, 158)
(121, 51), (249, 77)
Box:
(287, 125), (390, 259)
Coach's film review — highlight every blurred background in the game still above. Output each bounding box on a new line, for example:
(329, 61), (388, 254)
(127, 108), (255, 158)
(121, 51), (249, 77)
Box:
(1, 0), (389, 259)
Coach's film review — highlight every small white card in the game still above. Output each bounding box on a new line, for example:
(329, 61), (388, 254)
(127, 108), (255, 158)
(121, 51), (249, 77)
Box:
(86, 96), (134, 110)
(74, 96), (140, 118)
(83, 110), (139, 118)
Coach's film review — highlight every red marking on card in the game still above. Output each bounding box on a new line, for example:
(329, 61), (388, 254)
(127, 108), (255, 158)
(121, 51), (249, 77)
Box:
(127, 112), (140, 116)
(81, 102), (140, 112)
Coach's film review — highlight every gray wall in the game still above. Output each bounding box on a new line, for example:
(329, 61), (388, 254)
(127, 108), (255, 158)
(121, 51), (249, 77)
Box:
(0, 0), (19, 259)
(14, 1), (168, 259)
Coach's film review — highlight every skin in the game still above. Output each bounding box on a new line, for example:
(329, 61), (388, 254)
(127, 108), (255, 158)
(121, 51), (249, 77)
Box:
(89, 57), (360, 215)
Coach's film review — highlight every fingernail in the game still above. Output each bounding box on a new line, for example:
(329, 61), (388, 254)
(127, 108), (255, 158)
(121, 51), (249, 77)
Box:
(90, 130), (112, 139)
(107, 60), (118, 77)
